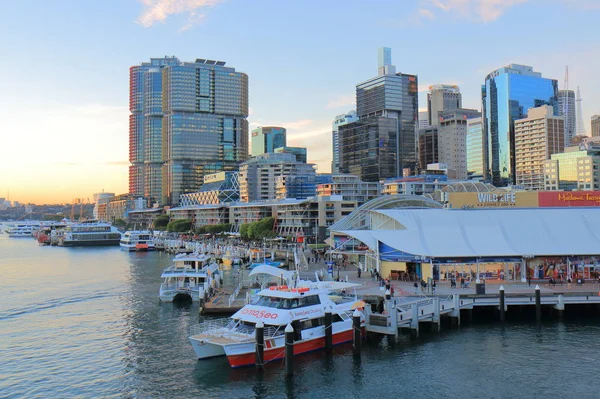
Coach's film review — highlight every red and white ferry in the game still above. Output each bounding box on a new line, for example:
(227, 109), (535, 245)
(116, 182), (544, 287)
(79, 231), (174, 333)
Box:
(188, 281), (365, 368)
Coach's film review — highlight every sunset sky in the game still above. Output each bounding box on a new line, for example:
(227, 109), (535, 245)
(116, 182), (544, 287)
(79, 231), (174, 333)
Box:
(1, 0), (599, 204)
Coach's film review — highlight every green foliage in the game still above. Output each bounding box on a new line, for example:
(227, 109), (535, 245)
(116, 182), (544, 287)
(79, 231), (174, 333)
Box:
(42, 214), (66, 222)
(167, 219), (193, 232)
(113, 218), (127, 228)
(239, 217), (275, 241)
(195, 223), (231, 234)
(153, 215), (169, 230)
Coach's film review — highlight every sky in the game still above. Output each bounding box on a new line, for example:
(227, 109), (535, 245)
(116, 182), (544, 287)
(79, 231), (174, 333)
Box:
(1, 0), (599, 204)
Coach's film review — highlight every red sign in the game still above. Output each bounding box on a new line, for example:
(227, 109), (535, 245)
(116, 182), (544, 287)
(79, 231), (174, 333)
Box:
(538, 191), (600, 207)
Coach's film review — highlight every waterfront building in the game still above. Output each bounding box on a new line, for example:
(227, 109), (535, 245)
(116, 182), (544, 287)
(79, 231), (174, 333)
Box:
(482, 64), (558, 186)
(316, 174), (381, 205)
(592, 115), (600, 137)
(157, 58), (248, 206)
(438, 109), (481, 180)
(558, 90), (576, 146)
(168, 204), (229, 229)
(418, 127), (438, 171)
(105, 194), (147, 223)
(178, 172), (239, 206)
(466, 117), (484, 180)
(93, 192), (115, 220)
(238, 152), (316, 202)
(127, 208), (163, 229)
(251, 126), (286, 157)
(418, 111), (429, 130)
(274, 146), (307, 163)
(338, 48), (418, 181)
(382, 172), (450, 196)
(332, 111), (358, 173)
(129, 56), (180, 201)
(543, 142), (600, 191)
(427, 84), (462, 127)
(514, 105), (564, 191)
(275, 173), (319, 200)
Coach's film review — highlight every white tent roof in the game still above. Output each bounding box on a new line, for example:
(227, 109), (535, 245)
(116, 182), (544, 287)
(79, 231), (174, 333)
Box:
(248, 265), (295, 280)
(337, 208), (600, 258)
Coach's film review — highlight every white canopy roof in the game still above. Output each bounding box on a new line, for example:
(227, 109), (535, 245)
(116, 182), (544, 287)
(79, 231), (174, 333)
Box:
(336, 208), (600, 258)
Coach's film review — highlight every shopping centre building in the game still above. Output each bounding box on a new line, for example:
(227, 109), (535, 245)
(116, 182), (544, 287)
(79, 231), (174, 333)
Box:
(329, 194), (600, 283)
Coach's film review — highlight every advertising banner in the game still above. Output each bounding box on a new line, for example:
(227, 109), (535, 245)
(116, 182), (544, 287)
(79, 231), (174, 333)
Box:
(447, 191), (539, 209)
(538, 191), (600, 207)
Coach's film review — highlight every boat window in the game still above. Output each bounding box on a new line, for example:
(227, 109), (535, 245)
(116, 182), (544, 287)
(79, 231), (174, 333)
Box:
(333, 314), (344, 323)
(303, 295), (321, 306)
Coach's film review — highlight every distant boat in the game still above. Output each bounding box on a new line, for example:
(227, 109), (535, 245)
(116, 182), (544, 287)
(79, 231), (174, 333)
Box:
(159, 253), (221, 302)
(56, 220), (121, 247)
(249, 260), (285, 269)
(120, 230), (155, 251)
(7, 221), (41, 238)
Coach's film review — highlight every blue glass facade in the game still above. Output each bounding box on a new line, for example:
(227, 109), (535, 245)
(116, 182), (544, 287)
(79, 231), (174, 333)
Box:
(482, 65), (558, 186)
(251, 126), (286, 156)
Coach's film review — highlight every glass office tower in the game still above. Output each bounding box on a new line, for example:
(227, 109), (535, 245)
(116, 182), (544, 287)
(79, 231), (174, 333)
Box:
(482, 64), (558, 186)
(466, 117), (484, 180)
(250, 126), (286, 156)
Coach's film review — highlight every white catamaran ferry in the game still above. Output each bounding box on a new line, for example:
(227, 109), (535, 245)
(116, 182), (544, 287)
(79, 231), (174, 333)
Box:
(188, 271), (364, 367)
(56, 220), (122, 246)
(120, 230), (155, 251)
(159, 253), (221, 302)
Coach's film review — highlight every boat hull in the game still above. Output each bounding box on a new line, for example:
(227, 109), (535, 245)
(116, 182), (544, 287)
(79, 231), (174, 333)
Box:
(59, 239), (121, 247)
(188, 337), (227, 359)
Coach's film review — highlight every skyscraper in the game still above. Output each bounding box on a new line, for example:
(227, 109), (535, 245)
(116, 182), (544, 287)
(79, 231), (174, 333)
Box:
(558, 89), (575, 146)
(466, 117), (484, 180)
(427, 85), (462, 127)
(332, 111), (358, 173)
(129, 57), (249, 206)
(338, 48), (418, 181)
(482, 64), (558, 186)
(514, 106), (564, 190)
(438, 109), (481, 180)
(592, 115), (600, 137)
(250, 126), (286, 156)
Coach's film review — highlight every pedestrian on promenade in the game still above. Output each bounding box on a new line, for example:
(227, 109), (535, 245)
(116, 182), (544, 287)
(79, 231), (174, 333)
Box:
(357, 268), (361, 279)
(528, 276), (531, 287)
(414, 281), (419, 294)
(390, 285), (395, 297)
(432, 280), (436, 294)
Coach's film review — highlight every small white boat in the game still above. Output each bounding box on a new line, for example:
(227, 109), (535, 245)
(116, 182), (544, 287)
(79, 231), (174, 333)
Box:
(159, 253), (221, 302)
(7, 221), (41, 238)
(120, 230), (155, 251)
(188, 279), (364, 367)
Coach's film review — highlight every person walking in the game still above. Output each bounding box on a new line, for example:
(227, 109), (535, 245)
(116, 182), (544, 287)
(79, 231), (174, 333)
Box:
(432, 279), (436, 294)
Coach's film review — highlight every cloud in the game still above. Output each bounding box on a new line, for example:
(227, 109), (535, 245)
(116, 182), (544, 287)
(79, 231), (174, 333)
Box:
(136, 0), (223, 28)
(415, 0), (529, 23)
(325, 94), (355, 110)
(418, 8), (436, 19)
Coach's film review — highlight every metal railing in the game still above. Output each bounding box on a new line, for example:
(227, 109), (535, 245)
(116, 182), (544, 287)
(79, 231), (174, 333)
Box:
(189, 320), (283, 341)
(228, 281), (243, 307)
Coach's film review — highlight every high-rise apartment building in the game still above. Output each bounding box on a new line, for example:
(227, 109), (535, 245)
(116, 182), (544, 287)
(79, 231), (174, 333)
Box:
(558, 90), (576, 146)
(332, 111), (358, 173)
(591, 115), (600, 137)
(251, 126), (286, 156)
(418, 127), (438, 171)
(482, 64), (558, 186)
(514, 106), (564, 191)
(160, 58), (248, 205)
(129, 56), (180, 202)
(466, 117), (484, 180)
(438, 109), (481, 180)
(544, 142), (600, 191)
(427, 85), (462, 127)
(338, 48), (418, 181)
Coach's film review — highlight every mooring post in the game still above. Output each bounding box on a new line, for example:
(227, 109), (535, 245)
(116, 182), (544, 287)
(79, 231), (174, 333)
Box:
(432, 297), (441, 332)
(451, 294), (461, 327)
(535, 284), (541, 322)
(255, 320), (264, 369)
(410, 302), (420, 338)
(352, 309), (361, 355)
(499, 285), (506, 322)
(325, 311), (333, 353)
(285, 323), (294, 378)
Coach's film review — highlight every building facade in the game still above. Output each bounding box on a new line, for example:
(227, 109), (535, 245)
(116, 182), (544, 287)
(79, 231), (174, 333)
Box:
(93, 192), (115, 220)
(544, 143), (600, 191)
(157, 58), (248, 206)
(418, 127), (438, 171)
(427, 84), (462, 127)
(592, 115), (600, 138)
(482, 64), (558, 186)
(178, 171), (239, 206)
(466, 117), (484, 180)
(332, 111), (358, 173)
(382, 173), (449, 196)
(274, 146), (307, 163)
(514, 106), (564, 190)
(418, 111), (429, 130)
(251, 126), (286, 156)
(339, 48), (418, 181)
(558, 89), (576, 147)
(238, 152), (316, 202)
(316, 174), (381, 205)
(438, 109), (481, 180)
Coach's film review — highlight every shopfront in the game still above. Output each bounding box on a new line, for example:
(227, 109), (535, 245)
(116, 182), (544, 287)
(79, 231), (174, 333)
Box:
(526, 256), (600, 281)
(434, 258), (523, 282)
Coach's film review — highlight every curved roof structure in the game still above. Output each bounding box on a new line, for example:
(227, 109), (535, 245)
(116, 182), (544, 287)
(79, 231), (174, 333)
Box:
(333, 208), (600, 258)
(329, 194), (442, 231)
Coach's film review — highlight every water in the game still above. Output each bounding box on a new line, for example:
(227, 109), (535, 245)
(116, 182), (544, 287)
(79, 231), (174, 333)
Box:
(1, 236), (600, 399)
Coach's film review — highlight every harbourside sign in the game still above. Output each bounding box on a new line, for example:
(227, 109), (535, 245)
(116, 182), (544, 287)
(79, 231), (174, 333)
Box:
(448, 191), (600, 209)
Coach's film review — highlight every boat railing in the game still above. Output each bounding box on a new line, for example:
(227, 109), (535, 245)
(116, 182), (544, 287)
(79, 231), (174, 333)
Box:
(160, 282), (203, 292)
(189, 320), (283, 341)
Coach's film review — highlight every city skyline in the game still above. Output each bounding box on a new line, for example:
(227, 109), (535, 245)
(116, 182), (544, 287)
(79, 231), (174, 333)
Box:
(1, 0), (599, 204)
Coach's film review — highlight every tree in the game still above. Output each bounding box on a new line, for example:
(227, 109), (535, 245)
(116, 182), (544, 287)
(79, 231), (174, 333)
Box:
(153, 215), (169, 230)
(167, 219), (193, 232)
(239, 217), (275, 241)
(113, 218), (127, 228)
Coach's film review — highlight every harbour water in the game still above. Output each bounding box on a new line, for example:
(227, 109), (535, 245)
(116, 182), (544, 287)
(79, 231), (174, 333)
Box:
(2, 236), (600, 399)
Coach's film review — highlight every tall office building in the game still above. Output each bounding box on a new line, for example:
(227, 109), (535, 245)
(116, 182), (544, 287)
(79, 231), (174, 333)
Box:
(438, 109), (481, 180)
(418, 111), (429, 129)
(338, 48), (418, 181)
(558, 89), (576, 146)
(332, 111), (358, 173)
(591, 115), (600, 137)
(466, 117), (484, 180)
(514, 106), (564, 191)
(427, 85), (462, 127)
(250, 126), (286, 156)
(129, 56), (180, 201)
(544, 141), (600, 191)
(418, 127), (438, 171)
(157, 58), (248, 205)
(482, 64), (558, 186)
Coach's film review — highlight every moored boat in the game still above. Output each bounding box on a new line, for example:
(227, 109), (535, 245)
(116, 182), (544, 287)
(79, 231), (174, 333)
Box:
(120, 230), (155, 251)
(56, 220), (121, 247)
(159, 253), (221, 302)
(188, 280), (364, 367)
